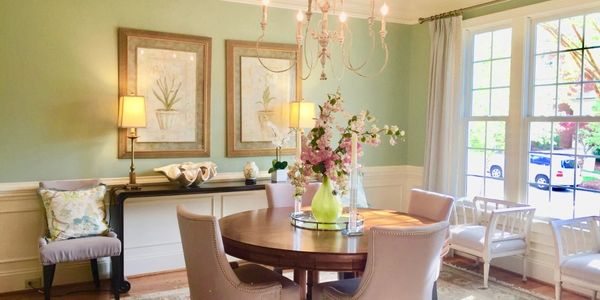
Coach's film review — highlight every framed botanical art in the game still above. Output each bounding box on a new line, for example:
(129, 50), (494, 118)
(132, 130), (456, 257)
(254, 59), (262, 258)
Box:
(118, 28), (211, 158)
(226, 40), (301, 157)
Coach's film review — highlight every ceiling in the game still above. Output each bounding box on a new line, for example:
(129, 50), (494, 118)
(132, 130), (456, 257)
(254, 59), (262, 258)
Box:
(224, 0), (491, 24)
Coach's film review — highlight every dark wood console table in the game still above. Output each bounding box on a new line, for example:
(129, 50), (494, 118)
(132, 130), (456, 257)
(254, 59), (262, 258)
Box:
(109, 180), (268, 293)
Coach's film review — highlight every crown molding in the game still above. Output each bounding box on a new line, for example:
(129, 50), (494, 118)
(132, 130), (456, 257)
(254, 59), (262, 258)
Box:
(223, 0), (418, 24)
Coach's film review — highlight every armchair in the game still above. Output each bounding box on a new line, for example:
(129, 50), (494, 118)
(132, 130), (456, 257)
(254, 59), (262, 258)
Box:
(449, 196), (535, 288)
(551, 216), (600, 300)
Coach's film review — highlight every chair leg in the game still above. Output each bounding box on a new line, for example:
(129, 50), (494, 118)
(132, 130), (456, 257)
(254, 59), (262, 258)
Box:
(111, 256), (121, 300)
(592, 290), (597, 300)
(432, 280), (438, 300)
(555, 282), (561, 300)
(522, 255), (528, 282)
(483, 261), (490, 289)
(90, 258), (100, 289)
(43, 264), (56, 300)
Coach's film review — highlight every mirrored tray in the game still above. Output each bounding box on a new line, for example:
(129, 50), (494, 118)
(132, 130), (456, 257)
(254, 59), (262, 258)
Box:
(290, 211), (364, 231)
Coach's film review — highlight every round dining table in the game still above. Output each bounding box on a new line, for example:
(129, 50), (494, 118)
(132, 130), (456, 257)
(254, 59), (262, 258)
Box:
(219, 207), (434, 299)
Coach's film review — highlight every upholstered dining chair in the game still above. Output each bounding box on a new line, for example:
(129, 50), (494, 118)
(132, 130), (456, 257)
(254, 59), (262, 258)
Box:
(176, 205), (301, 300)
(38, 179), (121, 300)
(266, 182), (321, 208)
(407, 188), (455, 299)
(312, 221), (449, 300)
(551, 216), (600, 300)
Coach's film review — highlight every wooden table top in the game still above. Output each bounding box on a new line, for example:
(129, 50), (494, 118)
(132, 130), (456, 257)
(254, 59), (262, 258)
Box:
(220, 207), (434, 271)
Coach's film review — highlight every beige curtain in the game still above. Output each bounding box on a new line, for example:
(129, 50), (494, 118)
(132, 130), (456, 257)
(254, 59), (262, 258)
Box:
(423, 16), (464, 195)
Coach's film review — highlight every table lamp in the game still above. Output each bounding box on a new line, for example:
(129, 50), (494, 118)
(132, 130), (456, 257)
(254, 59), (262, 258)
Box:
(289, 101), (316, 161)
(118, 95), (147, 189)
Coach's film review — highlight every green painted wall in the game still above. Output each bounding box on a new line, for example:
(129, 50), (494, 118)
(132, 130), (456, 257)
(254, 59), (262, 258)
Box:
(0, 0), (411, 183)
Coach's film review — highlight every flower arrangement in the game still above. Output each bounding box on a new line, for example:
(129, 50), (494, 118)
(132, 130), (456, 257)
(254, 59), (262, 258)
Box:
(288, 91), (405, 197)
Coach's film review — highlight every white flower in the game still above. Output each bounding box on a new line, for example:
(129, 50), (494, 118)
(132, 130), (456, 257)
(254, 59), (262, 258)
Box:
(389, 137), (397, 146)
(390, 125), (399, 133)
(383, 125), (390, 131)
(399, 130), (406, 136)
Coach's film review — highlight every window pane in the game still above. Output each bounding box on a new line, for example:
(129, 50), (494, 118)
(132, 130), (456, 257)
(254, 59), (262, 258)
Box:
(580, 122), (600, 155)
(574, 189), (600, 217)
(492, 29), (512, 58)
(472, 89), (490, 116)
(558, 51), (582, 83)
(486, 150), (504, 178)
(491, 59), (511, 87)
(486, 121), (505, 150)
(473, 61), (491, 89)
(530, 122), (553, 152)
(466, 176), (485, 199)
(557, 84), (581, 116)
(559, 16), (584, 51)
(535, 54), (557, 84)
(474, 32), (492, 61)
(583, 48), (600, 81)
(554, 122), (576, 152)
(534, 85), (557, 116)
(485, 178), (504, 199)
(468, 121), (486, 148)
(536, 20), (559, 54)
(549, 189), (574, 219)
(527, 186), (552, 216)
(582, 83), (600, 116)
(467, 149), (485, 176)
(490, 88), (509, 116)
(585, 13), (600, 48)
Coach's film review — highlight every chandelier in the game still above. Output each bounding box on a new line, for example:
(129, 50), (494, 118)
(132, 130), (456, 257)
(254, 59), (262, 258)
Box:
(257, 0), (390, 80)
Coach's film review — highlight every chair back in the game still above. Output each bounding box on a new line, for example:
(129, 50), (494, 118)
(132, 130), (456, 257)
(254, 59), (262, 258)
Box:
(353, 221), (449, 299)
(176, 206), (242, 299)
(551, 216), (600, 266)
(265, 182), (321, 208)
(408, 189), (454, 222)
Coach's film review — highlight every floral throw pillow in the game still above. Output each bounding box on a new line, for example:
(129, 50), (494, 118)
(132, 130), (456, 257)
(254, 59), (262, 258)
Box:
(39, 185), (109, 241)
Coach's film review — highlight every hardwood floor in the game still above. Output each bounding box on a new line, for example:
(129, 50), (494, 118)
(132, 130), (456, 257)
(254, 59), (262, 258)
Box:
(0, 257), (589, 299)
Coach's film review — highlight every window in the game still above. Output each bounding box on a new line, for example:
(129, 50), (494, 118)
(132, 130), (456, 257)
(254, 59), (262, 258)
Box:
(527, 13), (600, 219)
(465, 28), (511, 200)
(462, 5), (600, 219)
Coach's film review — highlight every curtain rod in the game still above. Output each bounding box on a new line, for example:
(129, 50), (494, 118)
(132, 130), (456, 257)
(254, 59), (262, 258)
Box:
(418, 0), (511, 24)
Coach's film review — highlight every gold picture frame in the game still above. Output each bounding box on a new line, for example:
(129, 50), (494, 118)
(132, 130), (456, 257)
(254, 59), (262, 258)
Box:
(226, 40), (301, 157)
(118, 28), (211, 158)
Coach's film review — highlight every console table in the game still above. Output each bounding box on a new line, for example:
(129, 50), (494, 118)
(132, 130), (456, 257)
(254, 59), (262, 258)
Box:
(109, 180), (268, 293)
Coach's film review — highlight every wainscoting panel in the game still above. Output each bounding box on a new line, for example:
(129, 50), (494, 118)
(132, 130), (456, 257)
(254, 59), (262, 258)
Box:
(0, 165), (419, 293)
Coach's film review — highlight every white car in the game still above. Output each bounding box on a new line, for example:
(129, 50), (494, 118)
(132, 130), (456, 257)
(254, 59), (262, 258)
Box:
(487, 154), (583, 190)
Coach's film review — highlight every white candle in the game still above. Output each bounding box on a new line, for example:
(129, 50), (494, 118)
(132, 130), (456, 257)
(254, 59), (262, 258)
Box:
(296, 10), (304, 43)
(261, 0), (269, 27)
(351, 133), (357, 173)
(380, 3), (388, 34)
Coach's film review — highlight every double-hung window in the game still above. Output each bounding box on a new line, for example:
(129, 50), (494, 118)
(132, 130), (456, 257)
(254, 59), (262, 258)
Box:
(462, 2), (600, 219)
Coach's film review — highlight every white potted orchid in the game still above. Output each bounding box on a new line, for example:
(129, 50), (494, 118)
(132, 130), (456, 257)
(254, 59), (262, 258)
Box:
(267, 123), (294, 183)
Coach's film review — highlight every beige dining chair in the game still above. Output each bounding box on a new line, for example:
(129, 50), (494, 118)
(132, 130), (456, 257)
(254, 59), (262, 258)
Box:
(407, 188), (455, 299)
(176, 205), (301, 300)
(266, 182), (321, 208)
(312, 221), (449, 300)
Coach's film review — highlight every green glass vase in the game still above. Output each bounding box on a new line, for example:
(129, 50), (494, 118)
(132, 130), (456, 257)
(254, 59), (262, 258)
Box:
(311, 176), (342, 223)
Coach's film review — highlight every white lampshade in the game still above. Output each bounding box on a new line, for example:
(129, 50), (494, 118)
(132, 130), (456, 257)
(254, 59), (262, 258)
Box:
(289, 101), (315, 129)
(118, 95), (147, 128)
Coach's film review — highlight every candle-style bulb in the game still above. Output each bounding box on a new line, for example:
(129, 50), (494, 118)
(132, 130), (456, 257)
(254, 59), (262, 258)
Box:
(380, 3), (389, 16)
(339, 12), (348, 23)
(296, 10), (304, 22)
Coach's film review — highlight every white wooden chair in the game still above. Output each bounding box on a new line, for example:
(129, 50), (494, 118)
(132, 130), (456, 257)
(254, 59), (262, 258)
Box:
(449, 196), (536, 288)
(551, 216), (600, 300)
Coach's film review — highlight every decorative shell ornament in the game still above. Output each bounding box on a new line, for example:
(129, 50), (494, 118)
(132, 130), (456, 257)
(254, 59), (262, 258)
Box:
(154, 162), (218, 187)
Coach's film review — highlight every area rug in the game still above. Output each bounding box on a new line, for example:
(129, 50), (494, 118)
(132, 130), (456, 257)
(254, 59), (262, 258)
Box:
(122, 264), (550, 300)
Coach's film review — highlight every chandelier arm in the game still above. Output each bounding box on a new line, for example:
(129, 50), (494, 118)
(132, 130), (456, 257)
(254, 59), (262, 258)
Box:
(255, 34), (297, 73)
(342, 25), (377, 72)
(329, 39), (346, 81)
(347, 41), (389, 78)
(301, 23), (319, 80)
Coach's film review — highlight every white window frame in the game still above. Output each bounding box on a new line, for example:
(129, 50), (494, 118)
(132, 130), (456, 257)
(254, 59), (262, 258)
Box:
(459, 0), (600, 218)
